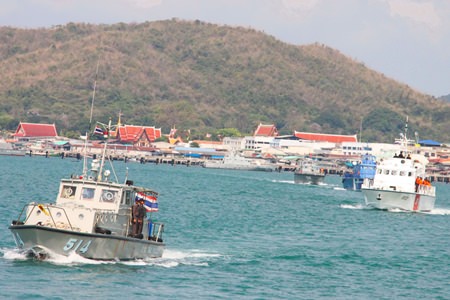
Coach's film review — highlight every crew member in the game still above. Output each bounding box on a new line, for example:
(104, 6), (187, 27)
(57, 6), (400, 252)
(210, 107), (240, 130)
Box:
(134, 200), (146, 237)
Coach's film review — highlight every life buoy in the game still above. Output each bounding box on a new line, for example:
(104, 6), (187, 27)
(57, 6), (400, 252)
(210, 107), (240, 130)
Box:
(103, 191), (114, 201)
(63, 187), (73, 197)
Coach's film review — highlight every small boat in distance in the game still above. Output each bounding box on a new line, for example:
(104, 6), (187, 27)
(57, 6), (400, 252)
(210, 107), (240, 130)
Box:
(342, 153), (377, 191)
(203, 151), (275, 172)
(361, 119), (436, 212)
(294, 157), (326, 185)
(0, 139), (26, 156)
(9, 120), (165, 260)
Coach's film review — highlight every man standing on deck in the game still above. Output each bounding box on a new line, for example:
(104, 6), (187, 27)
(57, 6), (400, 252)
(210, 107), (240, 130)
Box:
(132, 199), (141, 237)
(133, 200), (146, 238)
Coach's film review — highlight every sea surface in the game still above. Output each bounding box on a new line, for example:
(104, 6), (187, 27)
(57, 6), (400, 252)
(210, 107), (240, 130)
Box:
(0, 155), (449, 299)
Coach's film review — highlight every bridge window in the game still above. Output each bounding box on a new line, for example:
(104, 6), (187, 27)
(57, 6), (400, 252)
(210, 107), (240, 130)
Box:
(81, 188), (95, 200)
(61, 185), (76, 199)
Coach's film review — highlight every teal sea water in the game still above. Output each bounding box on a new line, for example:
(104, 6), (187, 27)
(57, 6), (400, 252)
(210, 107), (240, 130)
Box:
(0, 155), (449, 299)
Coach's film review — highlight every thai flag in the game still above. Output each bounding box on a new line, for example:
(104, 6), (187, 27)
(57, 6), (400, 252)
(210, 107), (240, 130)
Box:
(94, 125), (104, 135)
(135, 192), (159, 212)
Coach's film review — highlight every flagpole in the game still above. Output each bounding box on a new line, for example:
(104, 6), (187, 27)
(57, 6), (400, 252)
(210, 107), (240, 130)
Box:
(97, 118), (111, 181)
(83, 59), (100, 178)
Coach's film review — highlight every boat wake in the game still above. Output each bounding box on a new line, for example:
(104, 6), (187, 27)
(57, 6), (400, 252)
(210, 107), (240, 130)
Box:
(333, 187), (346, 191)
(138, 249), (222, 268)
(419, 208), (450, 215)
(1, 247), (30, 261)
(340, 206), (450, 215)
(1, 247), (222, 267)
(340, 203), (366, 210)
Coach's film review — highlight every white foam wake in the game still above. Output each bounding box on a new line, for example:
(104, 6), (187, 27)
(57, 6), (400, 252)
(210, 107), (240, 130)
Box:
(1, 247), (222, 268)
(139, 249), (222, 268)
(423, 207), (450, 215)
(340, 203), (365, 210)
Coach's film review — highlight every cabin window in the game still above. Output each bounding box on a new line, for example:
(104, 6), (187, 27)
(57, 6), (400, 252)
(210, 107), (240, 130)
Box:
(81, 188), (95, 200)
(122, 190), (133, 205)
(61, 185), (76, 199)
(384, 170), (390, 175)
(408, 172), (412, 177)
(391, 170), (397, 176)
(400, 171), (406, 176)
(101, 189), (117, 203)
(378, 169), (382, 174)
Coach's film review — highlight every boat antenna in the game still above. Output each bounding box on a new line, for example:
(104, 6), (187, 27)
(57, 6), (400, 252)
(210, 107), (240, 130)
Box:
(89, 60), (100, 128)
(403, 115), (409, 152)
(82, 59), (101, 178)
(359, 117), (363, 143)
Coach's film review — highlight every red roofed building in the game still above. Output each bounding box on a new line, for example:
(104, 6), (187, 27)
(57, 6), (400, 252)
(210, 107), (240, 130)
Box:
(294, 131), (357, 143)
(13, 122), (58, 140)
(116, 125), (162, 147)
(254, 123), (278, 137)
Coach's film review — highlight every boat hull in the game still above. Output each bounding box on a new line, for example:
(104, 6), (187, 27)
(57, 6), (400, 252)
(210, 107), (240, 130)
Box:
(362, 189), (435, 212)
(294, 173), (325, 185)
(9, 225), (164, 260)
(342, 177), (364, 191)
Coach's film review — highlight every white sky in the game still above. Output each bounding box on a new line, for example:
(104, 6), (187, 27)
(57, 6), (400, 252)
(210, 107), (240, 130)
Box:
(0, 0), (448, 97)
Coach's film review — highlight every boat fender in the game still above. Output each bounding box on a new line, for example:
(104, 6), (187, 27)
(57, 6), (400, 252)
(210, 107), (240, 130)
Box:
(38, 204), (50, 216)
(95, 226), (112, 235)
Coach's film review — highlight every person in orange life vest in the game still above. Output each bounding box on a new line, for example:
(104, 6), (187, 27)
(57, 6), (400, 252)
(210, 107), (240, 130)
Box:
(415, 177), (422, 192)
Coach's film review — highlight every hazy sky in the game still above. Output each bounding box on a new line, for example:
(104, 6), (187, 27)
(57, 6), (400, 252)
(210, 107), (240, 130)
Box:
(1, 0), (448, 97)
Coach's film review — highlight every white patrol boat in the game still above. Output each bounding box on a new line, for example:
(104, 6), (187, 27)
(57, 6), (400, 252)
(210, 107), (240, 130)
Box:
(361, 119), (436, 212)
(9, 121), (165, 261)
(361, 155), (435, 211)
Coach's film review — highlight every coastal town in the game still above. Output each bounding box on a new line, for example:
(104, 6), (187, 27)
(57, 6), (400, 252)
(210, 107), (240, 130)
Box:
(2, 120), (450, 183)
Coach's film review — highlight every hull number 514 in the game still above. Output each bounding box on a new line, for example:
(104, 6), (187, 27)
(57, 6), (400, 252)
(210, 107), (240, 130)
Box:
(63, 238), (92, 254)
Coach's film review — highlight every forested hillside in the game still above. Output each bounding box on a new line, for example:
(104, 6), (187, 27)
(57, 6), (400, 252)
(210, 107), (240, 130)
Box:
(0, 19), (448, 142)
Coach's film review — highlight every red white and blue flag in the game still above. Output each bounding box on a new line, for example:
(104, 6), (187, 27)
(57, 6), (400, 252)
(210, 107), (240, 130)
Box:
(94, 124), (109, 137)
(135, 192), (158, 212)
(94, 125), (104, 135)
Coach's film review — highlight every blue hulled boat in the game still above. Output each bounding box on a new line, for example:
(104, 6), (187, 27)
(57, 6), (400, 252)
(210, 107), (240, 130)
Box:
(342, 153), (377, 191)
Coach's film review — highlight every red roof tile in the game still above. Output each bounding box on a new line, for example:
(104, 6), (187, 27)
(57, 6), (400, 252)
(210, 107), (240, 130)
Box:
(294, 131), (357, 143)
(117, 125), (161, 143)
(13, 122), (58, 138)
(254, 123), (278, 137)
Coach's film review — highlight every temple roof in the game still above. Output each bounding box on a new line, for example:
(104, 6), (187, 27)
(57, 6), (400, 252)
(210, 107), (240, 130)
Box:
(294, 131), (357, 143)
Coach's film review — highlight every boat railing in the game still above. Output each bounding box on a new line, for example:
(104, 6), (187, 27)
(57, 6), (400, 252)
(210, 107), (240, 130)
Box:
(417, 184), (436, 196)
(362, 178), (374, 188)
(148, 221), (164, 242)
(14, 203), (74, 231)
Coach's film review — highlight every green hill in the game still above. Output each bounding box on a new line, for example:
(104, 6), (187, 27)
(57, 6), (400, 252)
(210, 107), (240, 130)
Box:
(0, 19), (448, 143)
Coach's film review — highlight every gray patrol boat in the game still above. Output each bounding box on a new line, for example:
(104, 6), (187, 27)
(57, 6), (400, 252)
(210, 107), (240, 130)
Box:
(9, 122), (165, 261)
